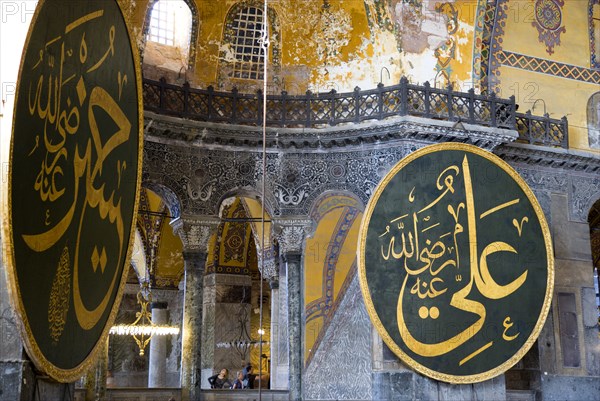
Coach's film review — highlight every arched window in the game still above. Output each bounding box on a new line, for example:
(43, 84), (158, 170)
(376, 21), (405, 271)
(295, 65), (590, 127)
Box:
(591, 0), (600, 68)
(231, 6), (267, 80)
(143, 0), (197, 68)
(588, 92), (600, 149)
(221, 2), (281, 83)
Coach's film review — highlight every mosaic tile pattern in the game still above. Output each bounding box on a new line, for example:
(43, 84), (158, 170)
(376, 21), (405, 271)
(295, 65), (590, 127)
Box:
(531, 0), (566, 55)
(498, 50), (600, 84)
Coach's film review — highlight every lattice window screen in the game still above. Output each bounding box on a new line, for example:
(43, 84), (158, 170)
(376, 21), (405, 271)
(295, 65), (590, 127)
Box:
(148, 1), (175, 46)
(231, 7), (266, 80)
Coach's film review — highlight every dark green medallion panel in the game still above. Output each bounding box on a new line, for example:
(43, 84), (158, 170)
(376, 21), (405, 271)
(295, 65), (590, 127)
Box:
(358, 143), (553, 383)
(6, 0), (142, 381)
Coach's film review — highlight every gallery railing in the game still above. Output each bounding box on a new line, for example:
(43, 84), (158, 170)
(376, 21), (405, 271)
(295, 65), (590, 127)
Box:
(143, 77), (568, 148)
(515, 111), (568, 148)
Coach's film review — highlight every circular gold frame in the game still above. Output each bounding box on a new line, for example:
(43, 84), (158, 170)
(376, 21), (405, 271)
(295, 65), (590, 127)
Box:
(1, 0), (143, 382)
(357, 142), (554, 384)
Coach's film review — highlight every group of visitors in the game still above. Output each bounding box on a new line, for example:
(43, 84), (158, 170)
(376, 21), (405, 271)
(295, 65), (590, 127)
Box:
(208, 363), (255, 389)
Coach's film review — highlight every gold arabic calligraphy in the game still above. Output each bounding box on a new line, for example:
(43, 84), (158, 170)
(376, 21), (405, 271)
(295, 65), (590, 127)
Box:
(379, 155), (528, 363)
(22, 9), (131, 332)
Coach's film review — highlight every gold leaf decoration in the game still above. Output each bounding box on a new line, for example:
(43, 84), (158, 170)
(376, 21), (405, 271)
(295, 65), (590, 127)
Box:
(48, 246), (71, 343)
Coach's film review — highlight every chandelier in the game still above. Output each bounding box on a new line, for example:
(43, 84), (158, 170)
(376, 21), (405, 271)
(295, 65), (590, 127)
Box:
(109, 290), (180, 356)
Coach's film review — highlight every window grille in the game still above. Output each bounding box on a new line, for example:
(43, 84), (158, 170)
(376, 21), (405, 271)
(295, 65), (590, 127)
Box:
(148, 1), (175, 46)
(231, 7), (266, 80)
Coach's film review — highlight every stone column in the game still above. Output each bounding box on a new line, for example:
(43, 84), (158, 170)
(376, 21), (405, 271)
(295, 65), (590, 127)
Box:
(84, 337), (108, 401)
(257, 245), (281, 389)
(171, 216), (218, 401)
(148, 302), (168, 388)
(274, 219), (312, 401)
(0, 234), (35, 400)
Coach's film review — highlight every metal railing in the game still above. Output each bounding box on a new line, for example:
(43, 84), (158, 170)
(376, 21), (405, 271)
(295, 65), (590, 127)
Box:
(143, 77), (568, 148)
(515, 111), (568, 148)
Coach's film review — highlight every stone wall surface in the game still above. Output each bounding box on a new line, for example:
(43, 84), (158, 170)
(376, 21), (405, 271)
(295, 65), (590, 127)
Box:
(304, 275), (372, 401)
(140, 115), (600, 400)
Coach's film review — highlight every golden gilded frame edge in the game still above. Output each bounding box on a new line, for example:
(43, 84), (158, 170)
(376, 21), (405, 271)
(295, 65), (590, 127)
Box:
(357, 142), (555, 384)
(1, 0), (144, 383)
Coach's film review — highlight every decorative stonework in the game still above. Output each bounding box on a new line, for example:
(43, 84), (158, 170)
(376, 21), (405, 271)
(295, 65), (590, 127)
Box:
(144, 118), (519, 221)
(273, 220), (313, 255)
(496, 143), (600, 223)
(497, 51), (600, 84)
(170, 216), (218, 252)
(143, 117), (600, 231)
(571, 176), (600, 223)
(496, 144), (600, 175)
(591, 0), (600, 69)
(257, 252), (278, 282)
(144, 113), (517, 152)
(143, 182), (182, 219)
(304, 275), (372, 401)
(532, 0), (566, 55)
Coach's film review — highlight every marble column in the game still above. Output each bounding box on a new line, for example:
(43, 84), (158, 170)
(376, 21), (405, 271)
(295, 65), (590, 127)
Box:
(257, 246), (281, 389)
(0, 233), (35, 400)
(284, 252), (302, 401)
(148, 302), (168, 388)
(84, 337), (108, 401)
(171, 216), (218, 401)
(274, 220), (311, 401)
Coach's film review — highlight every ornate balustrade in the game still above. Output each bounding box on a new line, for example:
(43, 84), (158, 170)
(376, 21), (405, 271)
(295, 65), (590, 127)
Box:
(143, 77), (568, 148)
(515, 111), (568, 148)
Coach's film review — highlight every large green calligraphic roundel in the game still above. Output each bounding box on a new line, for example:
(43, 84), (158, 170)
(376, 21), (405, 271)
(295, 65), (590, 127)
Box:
(4, 0), (142, 382)
(358, 143), (553, 384)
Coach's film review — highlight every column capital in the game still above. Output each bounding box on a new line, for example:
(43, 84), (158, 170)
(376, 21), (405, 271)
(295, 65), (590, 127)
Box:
(273, 218), (313, 256)
(257, 248), (278, 284)
(170, 215), (219, 253)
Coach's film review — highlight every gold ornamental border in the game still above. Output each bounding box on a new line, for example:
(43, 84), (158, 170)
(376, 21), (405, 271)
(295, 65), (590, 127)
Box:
(1, 0), (144, 383)
(357, 142), (554, 384)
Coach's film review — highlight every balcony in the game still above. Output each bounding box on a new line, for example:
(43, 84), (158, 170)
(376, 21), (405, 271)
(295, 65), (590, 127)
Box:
(143, 77), (568, 149)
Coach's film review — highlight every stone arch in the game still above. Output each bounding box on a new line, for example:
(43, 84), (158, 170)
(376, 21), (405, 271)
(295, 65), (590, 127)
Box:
(216, 190), (277, 278)
(304, 190), (365, 368)
(216, 187), (277, 220)
(129, 226), (149, 285)
(142, 181), (183, 219)
(308, 190), (365, 222)
(204, 192), (275, 382)
(137, 185), (185, 289)
(587, 196), (600, 351)
(141, 0), (199, 69)
(303, 182), (370, 217)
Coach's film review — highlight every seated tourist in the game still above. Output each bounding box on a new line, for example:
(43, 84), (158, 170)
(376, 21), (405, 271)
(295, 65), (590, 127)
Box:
(232, 370), (244, 389)
(242, 363), (254, 389)
(208, 368), (232, 389)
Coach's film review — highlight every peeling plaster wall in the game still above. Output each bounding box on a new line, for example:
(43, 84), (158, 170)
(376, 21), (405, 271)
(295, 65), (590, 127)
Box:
(132, 0), (484, 95)
(392, 1), (475, 90)
(133, 0), (406, 94)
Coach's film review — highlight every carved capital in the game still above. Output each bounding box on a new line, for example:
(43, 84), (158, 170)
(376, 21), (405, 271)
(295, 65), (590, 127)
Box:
(170, 215), (219, 252)
(257, 247), (279, 282)
(273, 218), (313, 256)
